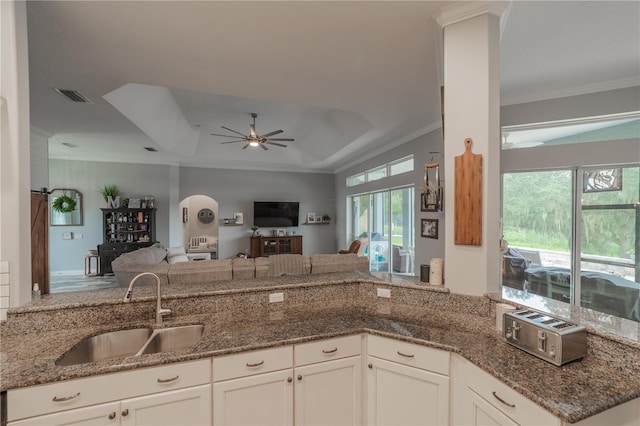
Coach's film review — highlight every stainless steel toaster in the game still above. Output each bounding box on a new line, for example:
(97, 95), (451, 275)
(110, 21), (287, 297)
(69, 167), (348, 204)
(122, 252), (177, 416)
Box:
(503, 309), (587, 366)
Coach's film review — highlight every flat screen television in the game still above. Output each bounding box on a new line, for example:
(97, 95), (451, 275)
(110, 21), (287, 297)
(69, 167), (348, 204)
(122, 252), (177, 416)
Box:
(253, 201), (299, 227)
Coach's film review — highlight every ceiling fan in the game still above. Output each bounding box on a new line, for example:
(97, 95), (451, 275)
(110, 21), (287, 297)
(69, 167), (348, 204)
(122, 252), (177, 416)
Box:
(211, 113), (294, 150)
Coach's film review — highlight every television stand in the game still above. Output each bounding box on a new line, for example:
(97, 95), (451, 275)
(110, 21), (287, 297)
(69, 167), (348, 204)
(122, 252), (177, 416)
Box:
(250, 235), (302, 258)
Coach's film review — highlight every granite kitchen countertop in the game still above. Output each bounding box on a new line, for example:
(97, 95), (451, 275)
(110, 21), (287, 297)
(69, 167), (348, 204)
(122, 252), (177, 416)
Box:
(2, 274), (640, 423)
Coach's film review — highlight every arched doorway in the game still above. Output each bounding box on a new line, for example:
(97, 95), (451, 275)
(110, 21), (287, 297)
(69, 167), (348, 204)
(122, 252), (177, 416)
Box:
(180, 195), (219, 259)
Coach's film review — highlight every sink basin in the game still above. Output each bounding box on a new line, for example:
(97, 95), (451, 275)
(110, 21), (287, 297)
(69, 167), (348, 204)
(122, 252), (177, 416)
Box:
(56, 325), (205, 366)
(138, 325), (205, 355)
(56, 327), (153, 366)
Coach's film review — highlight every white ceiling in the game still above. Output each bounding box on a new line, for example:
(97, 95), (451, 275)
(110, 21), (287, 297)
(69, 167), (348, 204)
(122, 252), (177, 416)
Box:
(27, 1), (639, 173)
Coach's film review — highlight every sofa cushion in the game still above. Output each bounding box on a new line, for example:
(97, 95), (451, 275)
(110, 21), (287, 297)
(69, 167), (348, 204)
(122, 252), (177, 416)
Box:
(310, 253), (368, 274)
(254, 257), (269, 278)
(111, 263), (170, 288)
(110, 243), (167, 272)
(167, 246), (189, 264)
(168, 259), (233, 284)
(232, 258), (255, 279)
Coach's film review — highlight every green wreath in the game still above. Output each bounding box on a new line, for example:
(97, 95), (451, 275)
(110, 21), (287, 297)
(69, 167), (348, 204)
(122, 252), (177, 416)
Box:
(52, 195), (77, 213)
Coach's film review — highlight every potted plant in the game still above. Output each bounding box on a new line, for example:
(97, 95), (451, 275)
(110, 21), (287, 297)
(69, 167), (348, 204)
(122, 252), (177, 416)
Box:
(100, 184), (120, 207)
(322, 214), (331, 223)
(251, 225), (259, 237)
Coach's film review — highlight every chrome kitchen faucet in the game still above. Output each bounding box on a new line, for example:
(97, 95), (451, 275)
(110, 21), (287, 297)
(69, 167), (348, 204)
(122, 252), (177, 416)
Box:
(123, 272), (171, 325)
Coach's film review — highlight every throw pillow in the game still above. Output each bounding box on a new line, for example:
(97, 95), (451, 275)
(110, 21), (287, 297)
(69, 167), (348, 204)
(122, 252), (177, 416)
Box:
(167, 246), (189, 264)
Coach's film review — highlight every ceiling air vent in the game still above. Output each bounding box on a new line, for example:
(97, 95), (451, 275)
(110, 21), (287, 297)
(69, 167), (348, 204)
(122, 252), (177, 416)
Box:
(144, 147), (158, 152)
(61, 142), (77, 148)
(54, 88), (93, 103)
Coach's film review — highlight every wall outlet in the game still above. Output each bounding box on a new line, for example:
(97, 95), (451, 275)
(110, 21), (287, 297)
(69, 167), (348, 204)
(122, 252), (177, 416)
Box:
(377, 288), (391, 298)
(269, 292), (284, 303)
(61, 232), (72, 240)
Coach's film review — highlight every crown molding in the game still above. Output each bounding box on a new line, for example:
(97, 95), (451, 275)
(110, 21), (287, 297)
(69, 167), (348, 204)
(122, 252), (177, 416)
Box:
(434, 1), (511, 29)
(31, 125), (54, 138)
(501, 77), (640, 106)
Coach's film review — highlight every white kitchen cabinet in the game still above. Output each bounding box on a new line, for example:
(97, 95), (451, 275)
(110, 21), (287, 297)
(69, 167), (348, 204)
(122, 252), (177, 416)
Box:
(213, 368), (294, 426)
(450, 354), (557, 426)
(120, 384), (211, 426)
(366, 335), (449, 426)
(213, 335), (362, 426)
(9, 385), (211, 426)
(294, 335), (362, 426)
(294, 355), (361, 425)
(213, 346), (294, 426)
(7, 359), (211, 425)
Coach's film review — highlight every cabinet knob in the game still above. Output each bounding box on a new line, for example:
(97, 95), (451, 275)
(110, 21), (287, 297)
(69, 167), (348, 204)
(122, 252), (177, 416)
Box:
(287, 377), (293, 383)
(368, 363), (373, 369)
(108, 412), (117, 420)
(297, 375), (303, 381)
(121, 409), (129, 417)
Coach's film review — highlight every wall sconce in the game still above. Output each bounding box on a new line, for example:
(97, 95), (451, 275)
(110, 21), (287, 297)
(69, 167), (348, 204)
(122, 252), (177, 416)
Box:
(421, 160), (443, 212)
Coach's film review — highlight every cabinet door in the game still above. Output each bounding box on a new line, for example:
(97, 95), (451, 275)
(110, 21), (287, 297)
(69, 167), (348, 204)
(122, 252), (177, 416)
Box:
(8, 401), (120, 426)
(464, 389), (518, 426)
(367, 357), (449, 426)
(295, 356), (361, 426)
(213, 369), (293, 426)
(120, 384), (211, 426)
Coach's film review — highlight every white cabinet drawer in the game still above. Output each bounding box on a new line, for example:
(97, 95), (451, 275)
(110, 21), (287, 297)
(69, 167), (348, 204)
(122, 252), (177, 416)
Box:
(213, 345), (293, 382)
(8, 359), (211, 422)
(367, 335), (449, 375)
(295, 335), (361, 366)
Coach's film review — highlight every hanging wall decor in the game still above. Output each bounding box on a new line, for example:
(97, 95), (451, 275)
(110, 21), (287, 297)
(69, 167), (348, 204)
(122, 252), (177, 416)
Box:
(421, 161), (443, 212)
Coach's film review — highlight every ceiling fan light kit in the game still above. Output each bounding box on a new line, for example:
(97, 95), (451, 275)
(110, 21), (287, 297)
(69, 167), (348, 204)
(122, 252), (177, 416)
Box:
(211, 113), (294, 150)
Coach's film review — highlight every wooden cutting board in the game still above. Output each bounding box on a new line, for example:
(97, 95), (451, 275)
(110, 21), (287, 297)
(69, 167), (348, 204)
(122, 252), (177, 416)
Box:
(454, 138), (482, 245)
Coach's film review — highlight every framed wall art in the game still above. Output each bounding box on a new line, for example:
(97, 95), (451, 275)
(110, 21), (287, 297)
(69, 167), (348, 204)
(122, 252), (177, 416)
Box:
(421, 218), (439, 239)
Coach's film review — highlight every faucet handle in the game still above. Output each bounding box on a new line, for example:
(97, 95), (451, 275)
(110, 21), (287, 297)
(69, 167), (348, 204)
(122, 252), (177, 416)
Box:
(156, 307), (172, 325)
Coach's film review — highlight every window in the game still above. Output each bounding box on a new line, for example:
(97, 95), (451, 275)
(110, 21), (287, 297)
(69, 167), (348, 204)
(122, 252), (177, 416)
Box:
(503, 166), (639, 322)
(349, 186), (415, 275)
(346, 156), (413, 187)
(367, 166), (387, 182)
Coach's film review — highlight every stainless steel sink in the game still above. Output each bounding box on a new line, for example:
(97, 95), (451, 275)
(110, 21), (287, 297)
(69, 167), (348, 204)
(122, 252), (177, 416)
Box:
(56, 327), (153, 366)
(138, 325), (205, 355)
(56, 324), (204, 366)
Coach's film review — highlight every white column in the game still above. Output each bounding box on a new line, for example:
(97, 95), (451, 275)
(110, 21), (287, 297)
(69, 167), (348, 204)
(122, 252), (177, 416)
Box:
(436, 3), (506, 295)
(1, 0), (32, 306)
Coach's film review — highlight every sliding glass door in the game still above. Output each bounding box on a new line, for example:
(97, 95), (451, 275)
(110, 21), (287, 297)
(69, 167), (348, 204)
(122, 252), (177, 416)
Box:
(350, 186), (414, 274)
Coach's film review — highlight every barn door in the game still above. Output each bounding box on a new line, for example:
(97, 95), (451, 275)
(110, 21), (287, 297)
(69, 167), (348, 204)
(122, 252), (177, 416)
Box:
(31, 191), (49, 294)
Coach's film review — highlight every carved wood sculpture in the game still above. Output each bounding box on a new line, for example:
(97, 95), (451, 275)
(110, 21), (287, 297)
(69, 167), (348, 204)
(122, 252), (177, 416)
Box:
(454, 138), (482, 245)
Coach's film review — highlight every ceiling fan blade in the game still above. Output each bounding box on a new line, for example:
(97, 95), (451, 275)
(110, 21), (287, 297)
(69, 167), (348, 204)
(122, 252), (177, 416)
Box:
(259, 143), (268, 150)
(259, 130), (283, 138)
(210, 133), (243, 138)
(220, 140), (246, 144)
(221, 126), (248, 137)
(250, 124), (258, 138)
(266, 141), (288, 148)
(241, 144), (250, 149)
(266, 138), (295, 142)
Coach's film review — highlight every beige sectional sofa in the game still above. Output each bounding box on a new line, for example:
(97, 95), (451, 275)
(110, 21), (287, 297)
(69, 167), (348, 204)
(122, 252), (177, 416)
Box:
(111, 243), (369, 287)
